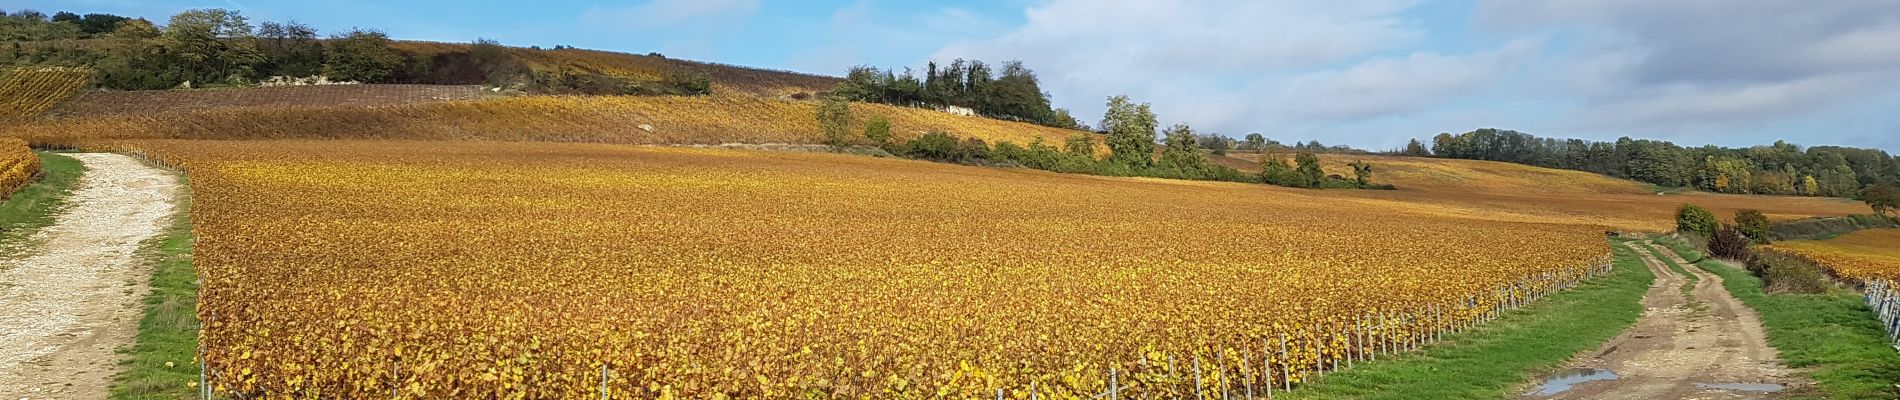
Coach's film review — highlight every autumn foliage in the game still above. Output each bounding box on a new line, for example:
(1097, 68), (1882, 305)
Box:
(0, 138), (41, 198)
(113, 139), (1616, 398)
(0, 66), (93, 121)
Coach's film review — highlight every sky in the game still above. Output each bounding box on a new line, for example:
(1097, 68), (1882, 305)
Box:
(14, 0), (1900, 152)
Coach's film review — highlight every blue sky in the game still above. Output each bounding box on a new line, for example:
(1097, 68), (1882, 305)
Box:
(16, 0), (1900, 152)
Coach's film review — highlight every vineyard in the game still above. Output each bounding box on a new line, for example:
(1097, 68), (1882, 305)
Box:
(390, 41), (840, 97)
(7, 95), (1093, 152)
(93, 139), (1629, 398)
(0, 138), (41, 198)
(1769, 229), (1900, 281)
(0, 67), (93, 121)
(42, 84), (495, 119)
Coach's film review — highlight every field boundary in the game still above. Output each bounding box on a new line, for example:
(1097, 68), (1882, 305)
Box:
(0, 152), (85, 257)
(1654, 236), (1900, 399)
(108, 155), (199, 400)
(1278, 238), (1653, 399)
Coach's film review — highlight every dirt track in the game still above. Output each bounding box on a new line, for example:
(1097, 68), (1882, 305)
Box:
(1524, 240), (1804, 400)
(0, 154), (180, 399)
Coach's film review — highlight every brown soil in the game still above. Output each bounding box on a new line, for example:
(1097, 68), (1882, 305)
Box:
(0, 154), (181, 400)
(1523, 241), (1807, 400)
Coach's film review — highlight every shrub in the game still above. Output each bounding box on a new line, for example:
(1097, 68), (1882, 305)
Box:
(325, 29), (403, 83)
(955, 137), (990, 163)
(863, 115), (892, 146)
(903, 131), (959, 162)
(1746, 250), (1831, 294)
(1734, 209), (1770, 243)
(816, 98), (852, 148)
(1674, 204), (1718, 238)
(1706, 224), (1751, 260)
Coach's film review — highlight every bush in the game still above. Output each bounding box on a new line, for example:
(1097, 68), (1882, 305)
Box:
(325, 29), (403, 83)
(862, 115), (892, 146)
(816, 98), (852, 148)
(1675, 204), (1718, 238)
(1734, 209), (1770, 243)
(1707, 224), (1751, 260)
(955, 138), (990, 163)
(903, 131), (959, 162)
(1747, 250), (1831, 294)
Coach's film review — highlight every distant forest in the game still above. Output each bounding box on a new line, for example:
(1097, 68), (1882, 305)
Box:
(1, 8), (711, 95)
(1422, 128), (1899, 198)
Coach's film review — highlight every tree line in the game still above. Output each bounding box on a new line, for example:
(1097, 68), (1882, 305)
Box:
(817, 94), (1390, 190)
(2, 8), (710, 95)
(1427, 128), (1900, 199)
(830, 60), (1082, 131)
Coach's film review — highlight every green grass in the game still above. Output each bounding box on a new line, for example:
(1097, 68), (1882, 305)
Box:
(0, 151), (85, 254)
(1286, 239), (1655, 399)
(110, 172), (200, 399)
(1654, 237), (1900, 400)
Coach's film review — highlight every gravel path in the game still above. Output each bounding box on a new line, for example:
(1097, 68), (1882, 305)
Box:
(0, 153), (180, 399)
(1524, 240), (1805, 400)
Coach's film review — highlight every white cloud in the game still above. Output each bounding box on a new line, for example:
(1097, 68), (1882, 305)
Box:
(1283, 38), (1541, 120)
(926, 0), (1530, 138)
(1477, 0), (1900, 132)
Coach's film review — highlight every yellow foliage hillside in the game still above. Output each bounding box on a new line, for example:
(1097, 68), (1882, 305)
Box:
(390, 41), (840, 97)
(9, 95), (1094, 152)
(0, 138), (41, 198)
(0, 67), (93, 122)
(1771, 229), (1900, 280)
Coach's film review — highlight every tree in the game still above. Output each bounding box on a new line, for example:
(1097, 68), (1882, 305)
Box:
(1196, 133), (1232, 156)
(1063, 133), (1095, 159)
(816, 98), (854, 148)
(1403, 139), (1431, 157)
(1735, 209), (1771, 243)
(1293, 151), (1325, 188)
(1260, 152), (1297, 186)
(256, 20), (323, 77)
(164, 8), (259, 83)
(1707, 225), (1751, 260)
(1675, 204), (1719, 238)
(1100, 95), (1157, 167)
(1243, 133), (1267, 151)
(1348, 160), (1373, 186)
(75, 13), (130, 35)
(110, 18), (159, 39)
(862, 114), (892, 147)
(324, 28), (402, 82)
(1863, 183), (1900, 218)
(1159, 124), (1207, 171)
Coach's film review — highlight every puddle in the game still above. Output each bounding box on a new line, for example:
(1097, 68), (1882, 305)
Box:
(1526, 368), (1618, 396)
(1696, 382), (1785, 393)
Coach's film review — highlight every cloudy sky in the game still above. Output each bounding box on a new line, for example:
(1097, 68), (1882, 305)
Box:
(18, 0), (1900, 151)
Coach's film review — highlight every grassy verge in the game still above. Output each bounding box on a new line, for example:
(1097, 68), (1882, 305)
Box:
(0, 151), (85, 254)
(1287, 239), (1655, 399)
(1641, 242), (1703, 311)
(1654, 237), (1900, 399)
(110, 171), (200, 399)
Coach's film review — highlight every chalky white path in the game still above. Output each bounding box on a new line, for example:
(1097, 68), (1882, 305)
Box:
(0, 154), (180, 399)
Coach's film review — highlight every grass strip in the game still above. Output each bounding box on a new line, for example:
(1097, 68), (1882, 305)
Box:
(0, 151), (84, 255)
(1655, 236), (1900, 399)
(1287, 239), (1655, 399)
(110, 169), (200, 400)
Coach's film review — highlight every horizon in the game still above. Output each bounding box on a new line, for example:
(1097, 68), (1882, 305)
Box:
(10, 0), (1900, 153)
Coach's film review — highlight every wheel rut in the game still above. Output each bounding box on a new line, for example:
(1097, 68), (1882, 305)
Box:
(1522, 240), (1805, 400)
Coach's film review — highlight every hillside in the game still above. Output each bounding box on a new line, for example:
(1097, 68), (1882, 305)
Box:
(10, 93), (1095, 152)
(44, 84), (496, 118)
(389, 41), (840, 98)
(0, 67), (92, 121)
